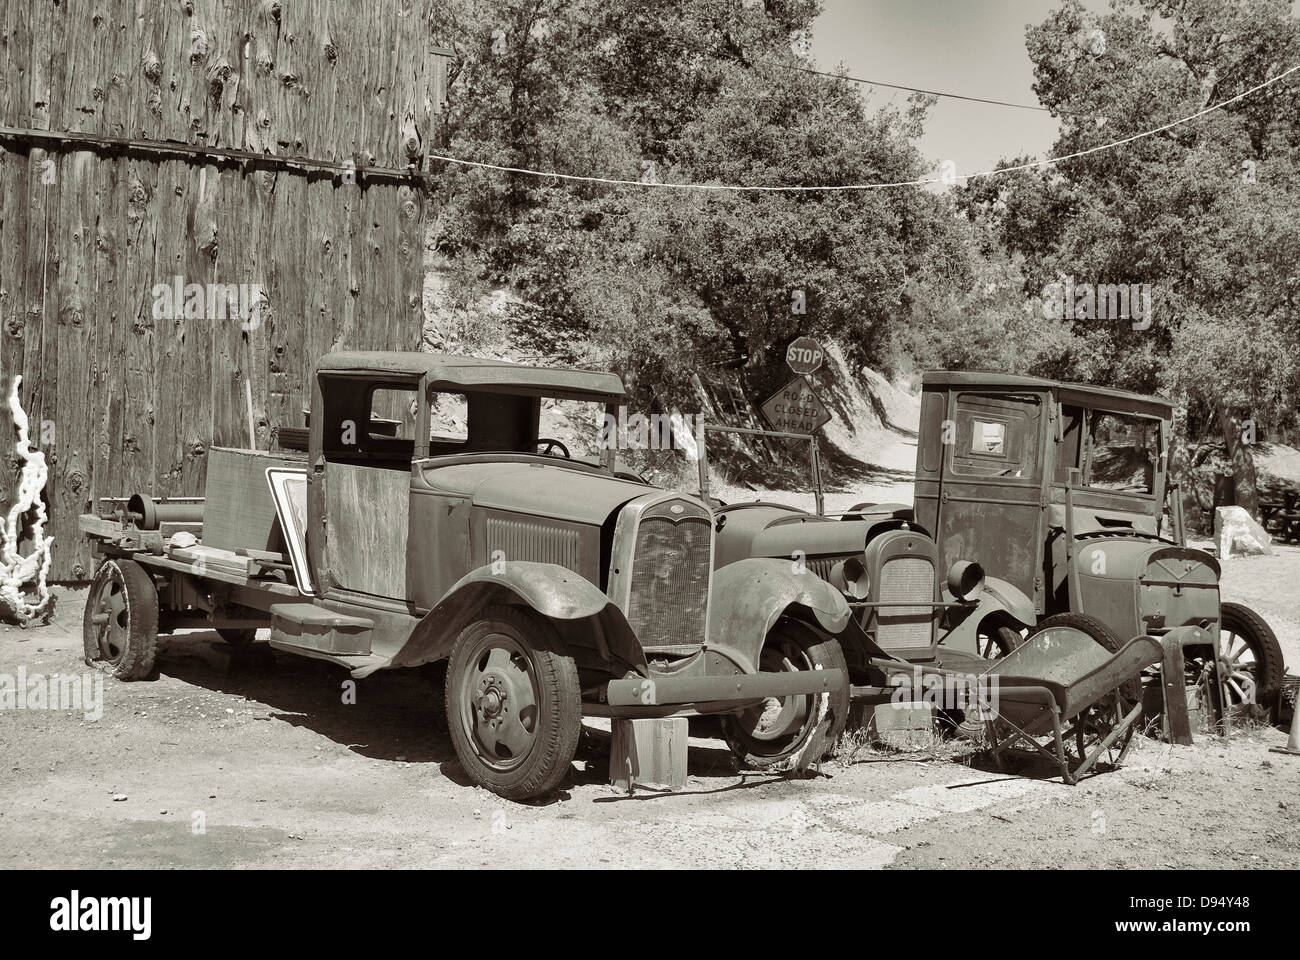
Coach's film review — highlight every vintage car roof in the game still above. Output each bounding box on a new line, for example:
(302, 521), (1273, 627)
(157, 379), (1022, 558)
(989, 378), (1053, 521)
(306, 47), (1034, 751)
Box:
(921, 370), (1174, 418)
(317, 351), (626, 402)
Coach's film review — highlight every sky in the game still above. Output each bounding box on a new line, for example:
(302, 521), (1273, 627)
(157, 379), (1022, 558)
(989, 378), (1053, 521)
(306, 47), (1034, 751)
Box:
(810, 0), (1110, 179)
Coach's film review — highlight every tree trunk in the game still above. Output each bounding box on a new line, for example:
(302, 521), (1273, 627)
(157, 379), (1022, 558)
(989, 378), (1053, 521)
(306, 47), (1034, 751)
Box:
(1217, 403), (1259, 517)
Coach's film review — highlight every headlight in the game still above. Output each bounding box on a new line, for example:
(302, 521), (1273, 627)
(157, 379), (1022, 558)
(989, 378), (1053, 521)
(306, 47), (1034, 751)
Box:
(830, 556), (871, 600)
(947, 560), (985, 601)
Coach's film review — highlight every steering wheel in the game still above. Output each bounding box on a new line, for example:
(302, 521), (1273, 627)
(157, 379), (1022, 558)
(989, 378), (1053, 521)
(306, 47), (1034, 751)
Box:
(536, 438), (570, 458)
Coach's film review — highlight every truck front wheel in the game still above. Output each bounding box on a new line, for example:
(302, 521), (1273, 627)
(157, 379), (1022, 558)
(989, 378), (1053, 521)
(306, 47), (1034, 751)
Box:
(445, 606), (581, 801)
(720, 620), (849, 771)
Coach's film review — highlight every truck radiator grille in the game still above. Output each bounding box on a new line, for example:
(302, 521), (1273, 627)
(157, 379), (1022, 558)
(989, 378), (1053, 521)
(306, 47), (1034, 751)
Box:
(626, 506), (712, 649)
(485, 516), (581, 572)
(876, 556), (933, 652)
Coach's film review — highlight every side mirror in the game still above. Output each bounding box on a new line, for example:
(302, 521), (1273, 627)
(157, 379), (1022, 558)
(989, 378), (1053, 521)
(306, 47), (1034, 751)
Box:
(947, 560), (985, 601)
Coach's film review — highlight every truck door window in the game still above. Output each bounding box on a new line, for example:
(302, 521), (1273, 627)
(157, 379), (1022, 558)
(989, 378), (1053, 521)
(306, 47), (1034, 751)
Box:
(429, 390), (469, 449)
(950, 393), (1040, 478)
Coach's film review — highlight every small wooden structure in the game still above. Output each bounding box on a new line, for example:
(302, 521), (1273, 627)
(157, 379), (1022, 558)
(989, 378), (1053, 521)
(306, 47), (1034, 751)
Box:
(0, 0), (447, 579)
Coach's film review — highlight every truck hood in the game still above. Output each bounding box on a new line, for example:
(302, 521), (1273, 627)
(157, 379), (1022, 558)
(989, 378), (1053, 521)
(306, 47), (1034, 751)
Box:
(416, 459), (658, 525)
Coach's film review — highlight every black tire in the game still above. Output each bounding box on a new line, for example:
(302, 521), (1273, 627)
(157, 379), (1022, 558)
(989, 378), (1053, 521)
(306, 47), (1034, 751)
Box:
(83, 558), (159, 680)
(976, 612), (1026, 659)
(216, 627), (258, 645)
(445, 605), (581, 801)
(720, 619), (849, 770)
(1031, 612), (1139, 702)
(1216, 602), (1285, 712)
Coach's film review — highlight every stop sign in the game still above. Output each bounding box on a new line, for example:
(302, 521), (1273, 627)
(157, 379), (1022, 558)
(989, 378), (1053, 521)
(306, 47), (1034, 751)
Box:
(785, 337), (823, 375)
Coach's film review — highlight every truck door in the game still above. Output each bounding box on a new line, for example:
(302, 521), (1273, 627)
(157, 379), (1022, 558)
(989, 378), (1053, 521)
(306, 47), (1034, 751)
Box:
(312, 375), (421, 600)
(932, 392), (1047, 608)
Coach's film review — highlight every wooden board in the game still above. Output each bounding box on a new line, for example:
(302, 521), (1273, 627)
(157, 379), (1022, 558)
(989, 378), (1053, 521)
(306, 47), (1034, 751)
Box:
(201, 447), (304, 553)
(610, 718), (689, 792)
(0, 1), (447, 579)
(324, 462), (409, 598)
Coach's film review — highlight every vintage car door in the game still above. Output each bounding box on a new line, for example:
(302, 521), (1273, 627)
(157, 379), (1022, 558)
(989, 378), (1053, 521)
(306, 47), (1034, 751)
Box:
(310, 373), (423, 600)
(928, 390), (1049, 610)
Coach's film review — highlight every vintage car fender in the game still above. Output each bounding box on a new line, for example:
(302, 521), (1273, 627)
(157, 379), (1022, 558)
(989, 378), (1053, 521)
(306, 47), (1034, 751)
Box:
(388, 561), (648, 675)
(706, 558), (852, 674)
(941, 574), (1036, 650)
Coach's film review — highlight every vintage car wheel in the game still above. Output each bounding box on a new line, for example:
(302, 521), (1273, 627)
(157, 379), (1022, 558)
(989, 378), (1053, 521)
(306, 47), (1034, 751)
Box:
(720, 620), (848, 770)
(445, 606), (581, 801)
(216, 627), (258, 645)
(1210, 602), (1284, 711)
(83, 558), (159, 681)
(1031, 613), (1140, 702)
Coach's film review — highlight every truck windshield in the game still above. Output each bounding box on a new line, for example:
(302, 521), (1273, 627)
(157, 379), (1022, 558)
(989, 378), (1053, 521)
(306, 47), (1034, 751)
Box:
(1085, 410), (1161, 494)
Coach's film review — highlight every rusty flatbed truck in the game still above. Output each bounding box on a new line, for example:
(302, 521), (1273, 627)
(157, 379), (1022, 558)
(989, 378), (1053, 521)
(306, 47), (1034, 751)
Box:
(80, 352), (853, 800)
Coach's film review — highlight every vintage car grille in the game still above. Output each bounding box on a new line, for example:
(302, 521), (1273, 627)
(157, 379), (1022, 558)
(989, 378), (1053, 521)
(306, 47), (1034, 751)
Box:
(876, 556), (934, 652)
(625, 500), (712, 649)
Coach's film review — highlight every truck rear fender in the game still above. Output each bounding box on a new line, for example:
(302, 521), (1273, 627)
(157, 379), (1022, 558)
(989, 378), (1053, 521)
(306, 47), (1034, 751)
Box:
(707, 558), (852, 674)
(390, 561), (648, 675)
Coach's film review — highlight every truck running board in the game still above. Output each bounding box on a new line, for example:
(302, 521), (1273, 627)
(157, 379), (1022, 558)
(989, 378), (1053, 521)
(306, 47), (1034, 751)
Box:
(269, 602), (374, 656)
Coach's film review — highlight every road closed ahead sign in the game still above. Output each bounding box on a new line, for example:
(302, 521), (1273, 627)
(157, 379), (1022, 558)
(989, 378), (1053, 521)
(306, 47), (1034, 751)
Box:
(760, 376), (831, 435)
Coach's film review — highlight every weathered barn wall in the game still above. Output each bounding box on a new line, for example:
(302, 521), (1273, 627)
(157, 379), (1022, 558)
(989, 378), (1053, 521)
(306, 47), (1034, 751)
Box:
(0, 1), (444, 579)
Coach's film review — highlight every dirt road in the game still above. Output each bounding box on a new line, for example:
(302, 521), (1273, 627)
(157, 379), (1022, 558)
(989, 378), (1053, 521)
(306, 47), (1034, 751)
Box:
(2, 562), (1297, 869)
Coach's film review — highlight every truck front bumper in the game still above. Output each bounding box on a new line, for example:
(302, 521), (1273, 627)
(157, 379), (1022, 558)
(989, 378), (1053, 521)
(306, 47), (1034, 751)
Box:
(605, 668), (846, 708)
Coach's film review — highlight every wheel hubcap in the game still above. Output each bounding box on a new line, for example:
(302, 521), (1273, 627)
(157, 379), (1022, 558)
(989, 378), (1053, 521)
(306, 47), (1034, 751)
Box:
(88, 569), (128, 665)
(461, 638), (540, 771)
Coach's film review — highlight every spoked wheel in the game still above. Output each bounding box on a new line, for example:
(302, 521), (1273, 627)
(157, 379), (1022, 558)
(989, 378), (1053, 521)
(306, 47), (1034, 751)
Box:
(1210, 602), (1284, 713)
(720, 620), (848, 770)
(976, 613), (1025, 660)
(1072, 690), (1136, 771)
(445, 606), (581, 801)
(83, 558), (159, 680)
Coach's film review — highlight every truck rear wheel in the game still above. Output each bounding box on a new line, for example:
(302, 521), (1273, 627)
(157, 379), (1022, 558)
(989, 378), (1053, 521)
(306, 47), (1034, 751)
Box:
(83, 558), (159, 681)
(445, 606), (581, 801)
(216, 627), (258, 645)
(1031, 613), (1139, 702)
(720, 620), (848, 770)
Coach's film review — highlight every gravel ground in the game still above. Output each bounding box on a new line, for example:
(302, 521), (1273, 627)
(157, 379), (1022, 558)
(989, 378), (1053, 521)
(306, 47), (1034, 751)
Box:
(1, 559), (1297, 869)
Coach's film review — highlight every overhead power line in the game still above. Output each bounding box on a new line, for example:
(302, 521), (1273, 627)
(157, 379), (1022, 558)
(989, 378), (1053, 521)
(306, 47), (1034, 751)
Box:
(428, 62), (1300, 192)
(470, 0), (1050, 111)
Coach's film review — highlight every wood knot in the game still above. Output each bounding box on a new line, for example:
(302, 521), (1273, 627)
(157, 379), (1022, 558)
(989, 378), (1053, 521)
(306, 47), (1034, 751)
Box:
(189, 29), (208, 64)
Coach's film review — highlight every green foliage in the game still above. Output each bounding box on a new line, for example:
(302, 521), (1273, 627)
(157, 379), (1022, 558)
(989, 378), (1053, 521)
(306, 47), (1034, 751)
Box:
(428, 0), (975, 419)
(959, 0), (1300, 441)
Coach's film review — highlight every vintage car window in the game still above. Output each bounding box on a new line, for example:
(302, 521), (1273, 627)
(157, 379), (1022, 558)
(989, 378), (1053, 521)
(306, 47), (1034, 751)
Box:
(970, 419), (1006, 455)
(1085, 411), (1160, 493)
(539, 397), (608, 459)
(368, 387), (418, 440)
(428, 390), (469, 445)
(950, 393), (1040, 478)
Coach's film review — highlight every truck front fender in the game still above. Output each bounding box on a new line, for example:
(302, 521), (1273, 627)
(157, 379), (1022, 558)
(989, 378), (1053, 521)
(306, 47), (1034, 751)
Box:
(707, 558), (851, 674)
(389, 562), (648, 675)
